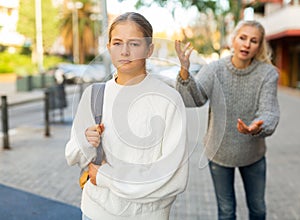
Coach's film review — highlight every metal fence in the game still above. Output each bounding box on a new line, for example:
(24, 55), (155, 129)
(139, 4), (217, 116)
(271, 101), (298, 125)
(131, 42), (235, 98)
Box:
(1, 84), (68, 149)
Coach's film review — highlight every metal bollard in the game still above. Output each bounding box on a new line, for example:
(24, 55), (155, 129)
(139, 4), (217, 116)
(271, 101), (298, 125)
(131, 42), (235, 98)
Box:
(1, 95), (10, 149)
(44, 90), (50, 137)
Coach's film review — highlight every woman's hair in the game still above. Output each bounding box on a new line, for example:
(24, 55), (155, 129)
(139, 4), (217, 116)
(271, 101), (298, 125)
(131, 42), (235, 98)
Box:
(231, 20), (272, 64)
(108, 12), (153, 46)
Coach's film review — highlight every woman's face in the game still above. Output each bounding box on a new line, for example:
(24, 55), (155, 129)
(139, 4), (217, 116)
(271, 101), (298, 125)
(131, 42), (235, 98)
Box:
(232, 25), (261, 63)
(107, 21), (153, 76)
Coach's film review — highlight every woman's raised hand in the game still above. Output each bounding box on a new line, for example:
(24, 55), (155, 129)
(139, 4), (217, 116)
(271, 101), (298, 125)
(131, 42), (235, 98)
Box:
(85, 123), (104, 147)
(175, 40), (193, 80)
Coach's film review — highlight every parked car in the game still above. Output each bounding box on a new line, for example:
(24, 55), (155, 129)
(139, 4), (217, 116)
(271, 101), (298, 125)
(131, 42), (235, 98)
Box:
(47, 63), (112, 84)
(147, 58), (203, 87)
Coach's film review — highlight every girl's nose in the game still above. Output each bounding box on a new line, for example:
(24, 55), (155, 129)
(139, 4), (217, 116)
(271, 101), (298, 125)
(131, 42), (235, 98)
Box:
(121, 44), (130, 56)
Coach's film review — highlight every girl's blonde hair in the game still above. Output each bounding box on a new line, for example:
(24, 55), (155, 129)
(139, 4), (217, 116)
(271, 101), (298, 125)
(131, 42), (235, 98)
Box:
(108, 12), (153, 46)
(231, 20), (272, 64)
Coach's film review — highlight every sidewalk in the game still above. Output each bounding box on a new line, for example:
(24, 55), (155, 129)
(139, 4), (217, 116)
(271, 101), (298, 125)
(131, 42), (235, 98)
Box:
(0, 81), (81, 106)
(0, 84), (300, 219)
(0, 82), (83, 219)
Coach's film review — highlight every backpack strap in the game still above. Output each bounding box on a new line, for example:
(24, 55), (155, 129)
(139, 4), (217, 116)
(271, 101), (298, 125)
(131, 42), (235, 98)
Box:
(91, 83), (106, 124)
(91, 82), (106, 165)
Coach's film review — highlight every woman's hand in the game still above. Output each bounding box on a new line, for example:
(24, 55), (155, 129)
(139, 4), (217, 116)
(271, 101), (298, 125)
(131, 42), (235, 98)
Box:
(237, 119), (263, 135)
(88, 163), (100, 185)
(85, 123), (104, 147)
(175, 40), (193, 80)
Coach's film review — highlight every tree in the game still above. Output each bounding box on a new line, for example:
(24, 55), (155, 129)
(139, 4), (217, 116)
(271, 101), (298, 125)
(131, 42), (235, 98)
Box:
(123, 0), (243, 55)
(132, 0), (242, 24)
(17, 0), (59, 53)
(59, 0), (102, 64)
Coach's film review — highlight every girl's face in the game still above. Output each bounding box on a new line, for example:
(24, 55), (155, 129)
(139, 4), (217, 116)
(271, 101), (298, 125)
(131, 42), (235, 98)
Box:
(107, 21), (153, 76)
(232, 25), (261, 64)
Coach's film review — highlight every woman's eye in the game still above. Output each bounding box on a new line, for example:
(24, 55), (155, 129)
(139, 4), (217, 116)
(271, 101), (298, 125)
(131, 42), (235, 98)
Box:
(251, 39), (258, 44)
(239, 36), (246, 40)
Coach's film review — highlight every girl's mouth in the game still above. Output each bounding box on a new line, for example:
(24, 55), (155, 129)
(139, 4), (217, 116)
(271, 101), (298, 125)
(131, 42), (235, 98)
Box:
(119, 60), (131, 64)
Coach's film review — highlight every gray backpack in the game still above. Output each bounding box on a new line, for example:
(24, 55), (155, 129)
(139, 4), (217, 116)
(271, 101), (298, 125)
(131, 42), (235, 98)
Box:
(91, 82), (106, 165)
(79, 83), (105, 189)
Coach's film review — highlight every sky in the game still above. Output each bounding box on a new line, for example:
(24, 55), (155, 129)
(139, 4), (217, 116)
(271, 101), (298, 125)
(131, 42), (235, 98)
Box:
(106, 0), (199, 35)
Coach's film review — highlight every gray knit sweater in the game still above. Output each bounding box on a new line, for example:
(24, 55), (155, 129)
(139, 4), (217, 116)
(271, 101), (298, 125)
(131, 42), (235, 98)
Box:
(176, 56), (280, 167)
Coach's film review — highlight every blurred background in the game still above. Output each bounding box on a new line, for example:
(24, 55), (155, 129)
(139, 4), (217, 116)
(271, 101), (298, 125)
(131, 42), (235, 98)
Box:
(1, 1), (300, 219)
(0, 0), (299, 88)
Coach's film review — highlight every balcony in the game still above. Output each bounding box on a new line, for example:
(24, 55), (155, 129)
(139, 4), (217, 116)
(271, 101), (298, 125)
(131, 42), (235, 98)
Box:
(257, 5), (300, 40)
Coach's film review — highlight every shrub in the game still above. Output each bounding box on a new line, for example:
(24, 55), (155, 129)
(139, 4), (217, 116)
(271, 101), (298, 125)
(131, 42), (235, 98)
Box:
(0, 52), (67, 75)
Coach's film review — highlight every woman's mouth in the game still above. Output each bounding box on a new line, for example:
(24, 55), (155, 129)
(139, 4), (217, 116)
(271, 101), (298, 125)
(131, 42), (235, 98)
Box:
(240, 50), (249, 56)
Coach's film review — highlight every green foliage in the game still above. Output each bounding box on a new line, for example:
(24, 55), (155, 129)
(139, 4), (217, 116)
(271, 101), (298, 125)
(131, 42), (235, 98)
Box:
(133, 0), (217, 14)
(0, 52), (34, 75)
(43, 56), (67, 70)
(41, 0), (60, 52)
(126, 0), (242, 55)
(189, 37), (216, 55)
(17, 0), (60, 53)
(59, 0), (102, 63)
(17, 0), (35, 42)
(0, 52), (66, 75)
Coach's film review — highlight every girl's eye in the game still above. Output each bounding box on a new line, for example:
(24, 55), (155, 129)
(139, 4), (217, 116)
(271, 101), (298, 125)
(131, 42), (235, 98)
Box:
(113, 42), (121, 46)
(129, 42), (140, 47)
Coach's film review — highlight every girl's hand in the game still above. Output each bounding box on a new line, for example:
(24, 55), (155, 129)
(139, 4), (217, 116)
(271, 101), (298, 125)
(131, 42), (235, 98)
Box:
(237, 119), (263, 135)
(88, 163), (100, 185)
(85, 123), (104, 147)
(175, 40), (193, 80)
(101, 159), (107, 165)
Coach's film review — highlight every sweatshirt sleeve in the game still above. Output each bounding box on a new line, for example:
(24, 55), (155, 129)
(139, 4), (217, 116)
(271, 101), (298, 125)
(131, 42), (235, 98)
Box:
(176, 63), (215, 107)
(95, 93), (188, 203)
(253, 67), (280, 138)
(65, 85), (97, 169)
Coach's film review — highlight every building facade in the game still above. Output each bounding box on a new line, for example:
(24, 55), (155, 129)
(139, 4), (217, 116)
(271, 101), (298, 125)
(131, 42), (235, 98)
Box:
(0, 0), (24, 47)
(251, 0), (300, 88)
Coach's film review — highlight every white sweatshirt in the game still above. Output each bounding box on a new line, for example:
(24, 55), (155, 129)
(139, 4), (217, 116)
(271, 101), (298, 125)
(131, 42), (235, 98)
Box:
(65, 74), (188, 219)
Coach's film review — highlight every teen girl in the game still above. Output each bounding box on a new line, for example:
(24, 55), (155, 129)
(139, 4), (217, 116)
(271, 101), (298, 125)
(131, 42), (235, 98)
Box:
(66, 12), (188, 220)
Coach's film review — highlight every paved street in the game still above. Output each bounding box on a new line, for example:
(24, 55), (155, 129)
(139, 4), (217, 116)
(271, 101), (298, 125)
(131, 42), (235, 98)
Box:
(172, 87), (300, 220)
(0, 84), (300, 219)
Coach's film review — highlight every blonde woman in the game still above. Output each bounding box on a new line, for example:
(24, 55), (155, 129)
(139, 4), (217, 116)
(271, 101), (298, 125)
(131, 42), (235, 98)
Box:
(175, 20), (280, 220)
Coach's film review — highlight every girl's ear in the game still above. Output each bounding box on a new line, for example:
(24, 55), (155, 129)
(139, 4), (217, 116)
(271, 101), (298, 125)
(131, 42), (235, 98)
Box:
(146, 43), (154, 58)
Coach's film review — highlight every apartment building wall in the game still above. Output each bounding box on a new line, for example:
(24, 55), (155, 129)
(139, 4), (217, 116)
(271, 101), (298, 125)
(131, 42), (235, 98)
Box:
(0, 0), (24, 46)
(256, 1), (300, 88)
